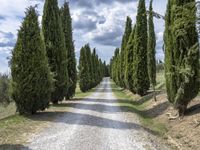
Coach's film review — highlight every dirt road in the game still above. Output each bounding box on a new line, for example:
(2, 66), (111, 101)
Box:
(26, 78), (169, 150)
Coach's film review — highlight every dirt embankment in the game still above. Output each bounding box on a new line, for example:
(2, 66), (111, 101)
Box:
(143, 93), (200, 150)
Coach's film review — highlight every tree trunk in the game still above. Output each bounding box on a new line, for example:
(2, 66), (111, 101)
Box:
(153, 85), (157, 102)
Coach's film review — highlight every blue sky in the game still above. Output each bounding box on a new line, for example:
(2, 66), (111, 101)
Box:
(0, 0), (167, 73)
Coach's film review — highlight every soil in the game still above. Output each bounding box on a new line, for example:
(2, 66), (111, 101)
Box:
(142, 93), (200, 150)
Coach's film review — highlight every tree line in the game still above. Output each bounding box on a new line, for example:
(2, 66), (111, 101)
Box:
(79, 44), (109, 92)
(11, 0), (77, 114)
(111, 0), (153, 96)
(111, 0), (199, 117)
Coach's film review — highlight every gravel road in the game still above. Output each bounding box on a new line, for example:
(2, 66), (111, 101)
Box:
(25, 78), (170, 150)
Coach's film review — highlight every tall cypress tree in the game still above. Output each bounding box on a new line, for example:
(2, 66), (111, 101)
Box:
(84, 44), (93, 89)
(79, 46), (89, 92)
(60, 2), (77, 99)
(92, 49), (98, 86)
(132, 0), (150, 95)
(111, 48), (120, 84)
(11, 7), (52, 114)
(147, 0), (156, 100)
(120, 16), (132, 88)
(125, 25), (136, 91)
(42, 0), (69, 103)
(164, 0), (199, 116)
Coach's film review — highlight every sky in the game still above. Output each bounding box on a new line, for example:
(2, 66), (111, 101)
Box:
(0, 0), (167, 73)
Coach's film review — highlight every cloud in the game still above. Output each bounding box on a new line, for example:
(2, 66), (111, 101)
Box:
(0, 15), (5, 20)
(68, 0), (137, 9)
(0, 31), (16, 47)
(70, 0), (94, 8)
(0, 0), (168, 73)
(92, 27), (123, 47)
(73, 9), (106, 32)
(74, 18), (97, 32)
(86, 1), (137, 47)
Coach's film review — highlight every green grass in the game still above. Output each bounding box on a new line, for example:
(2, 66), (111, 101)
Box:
(0, 113), (44, 144)
(74, 83), (98, 99)
(156, 71), (165, 90)
(0, 103), (16, 120)
(111, 82), (167, 136)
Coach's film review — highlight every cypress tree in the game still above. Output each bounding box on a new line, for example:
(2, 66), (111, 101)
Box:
(11, 7), (52, 114)
(111, 48), (120, 84)
(60, 2), (77, 99)
(125, 25), (136, 91)
(92, 49), (98, 86)
(79, 46), (89, 92)
(147, 0), (156, 100)
(79, 44), (103, 92)
(120, 16), (132, 88)
(116, 53), (121, 86)
(164, 0), (199, 116)
(132, 0), (150, 95)
(42, 0), (69, 103)
(84, 44), (93, 89)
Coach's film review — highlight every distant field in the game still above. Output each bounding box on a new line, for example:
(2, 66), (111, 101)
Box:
(156, 71), (165, 90)
(0, 103), (16, 120)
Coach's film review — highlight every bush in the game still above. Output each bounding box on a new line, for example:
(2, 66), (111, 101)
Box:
(0, 74), (11, 105)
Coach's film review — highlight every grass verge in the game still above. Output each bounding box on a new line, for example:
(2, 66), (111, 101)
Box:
(111, 81), (167, 136)
(73, 84), (97, 99)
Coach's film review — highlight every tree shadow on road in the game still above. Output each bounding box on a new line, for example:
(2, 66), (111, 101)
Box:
(185, 103), (200, 116)
(0, 144), (31, 150)
(73, 90), (161, 104)
(29, 111), (158, 136)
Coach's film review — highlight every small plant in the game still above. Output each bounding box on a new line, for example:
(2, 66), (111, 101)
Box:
(0, 74), (11, 106)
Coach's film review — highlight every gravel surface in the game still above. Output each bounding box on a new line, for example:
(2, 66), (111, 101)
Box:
(25, 78), (170, 150)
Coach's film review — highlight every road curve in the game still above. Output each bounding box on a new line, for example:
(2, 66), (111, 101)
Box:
(26, 78), (169, 150)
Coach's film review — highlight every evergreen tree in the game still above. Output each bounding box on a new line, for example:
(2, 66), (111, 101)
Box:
(60, 2), (77, 99)
(115, 53), (121, 86)
(79, 44), (103, 92)
(120, 16), (132, 88)
(85, 44), (93, 88)
(11, 7), (52, 114)
(42, 0), (69, 103)
(111, 48), (120, 84)
(92, 49), (98, 85)
(125, 25), (136, 91)
(164, 0), (199, 116)
(147, 0), (156, 100)
(132, 0), (150, 95)
(79, 46), (89, 92)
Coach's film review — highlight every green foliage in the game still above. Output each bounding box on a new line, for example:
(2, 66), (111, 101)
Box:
(111, 48), (120, 85)
(132, 0), (150, 95)
(79, 46), (89, 92)
(147, 0), (156, 88)
(120, 16), (132, 88)
(11, 7), (53, 114)
(42, 0), (69, 103)
(79, 44), (104, 92)
(0, 74), (11, 105)
(103, 61), (110, 77)
(164, 0), (199, 116)
(112, 1), (150, 95)
(60, 2), (77, 99)
(125, 25), (136, 92)
(156, 63), (164, 73)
